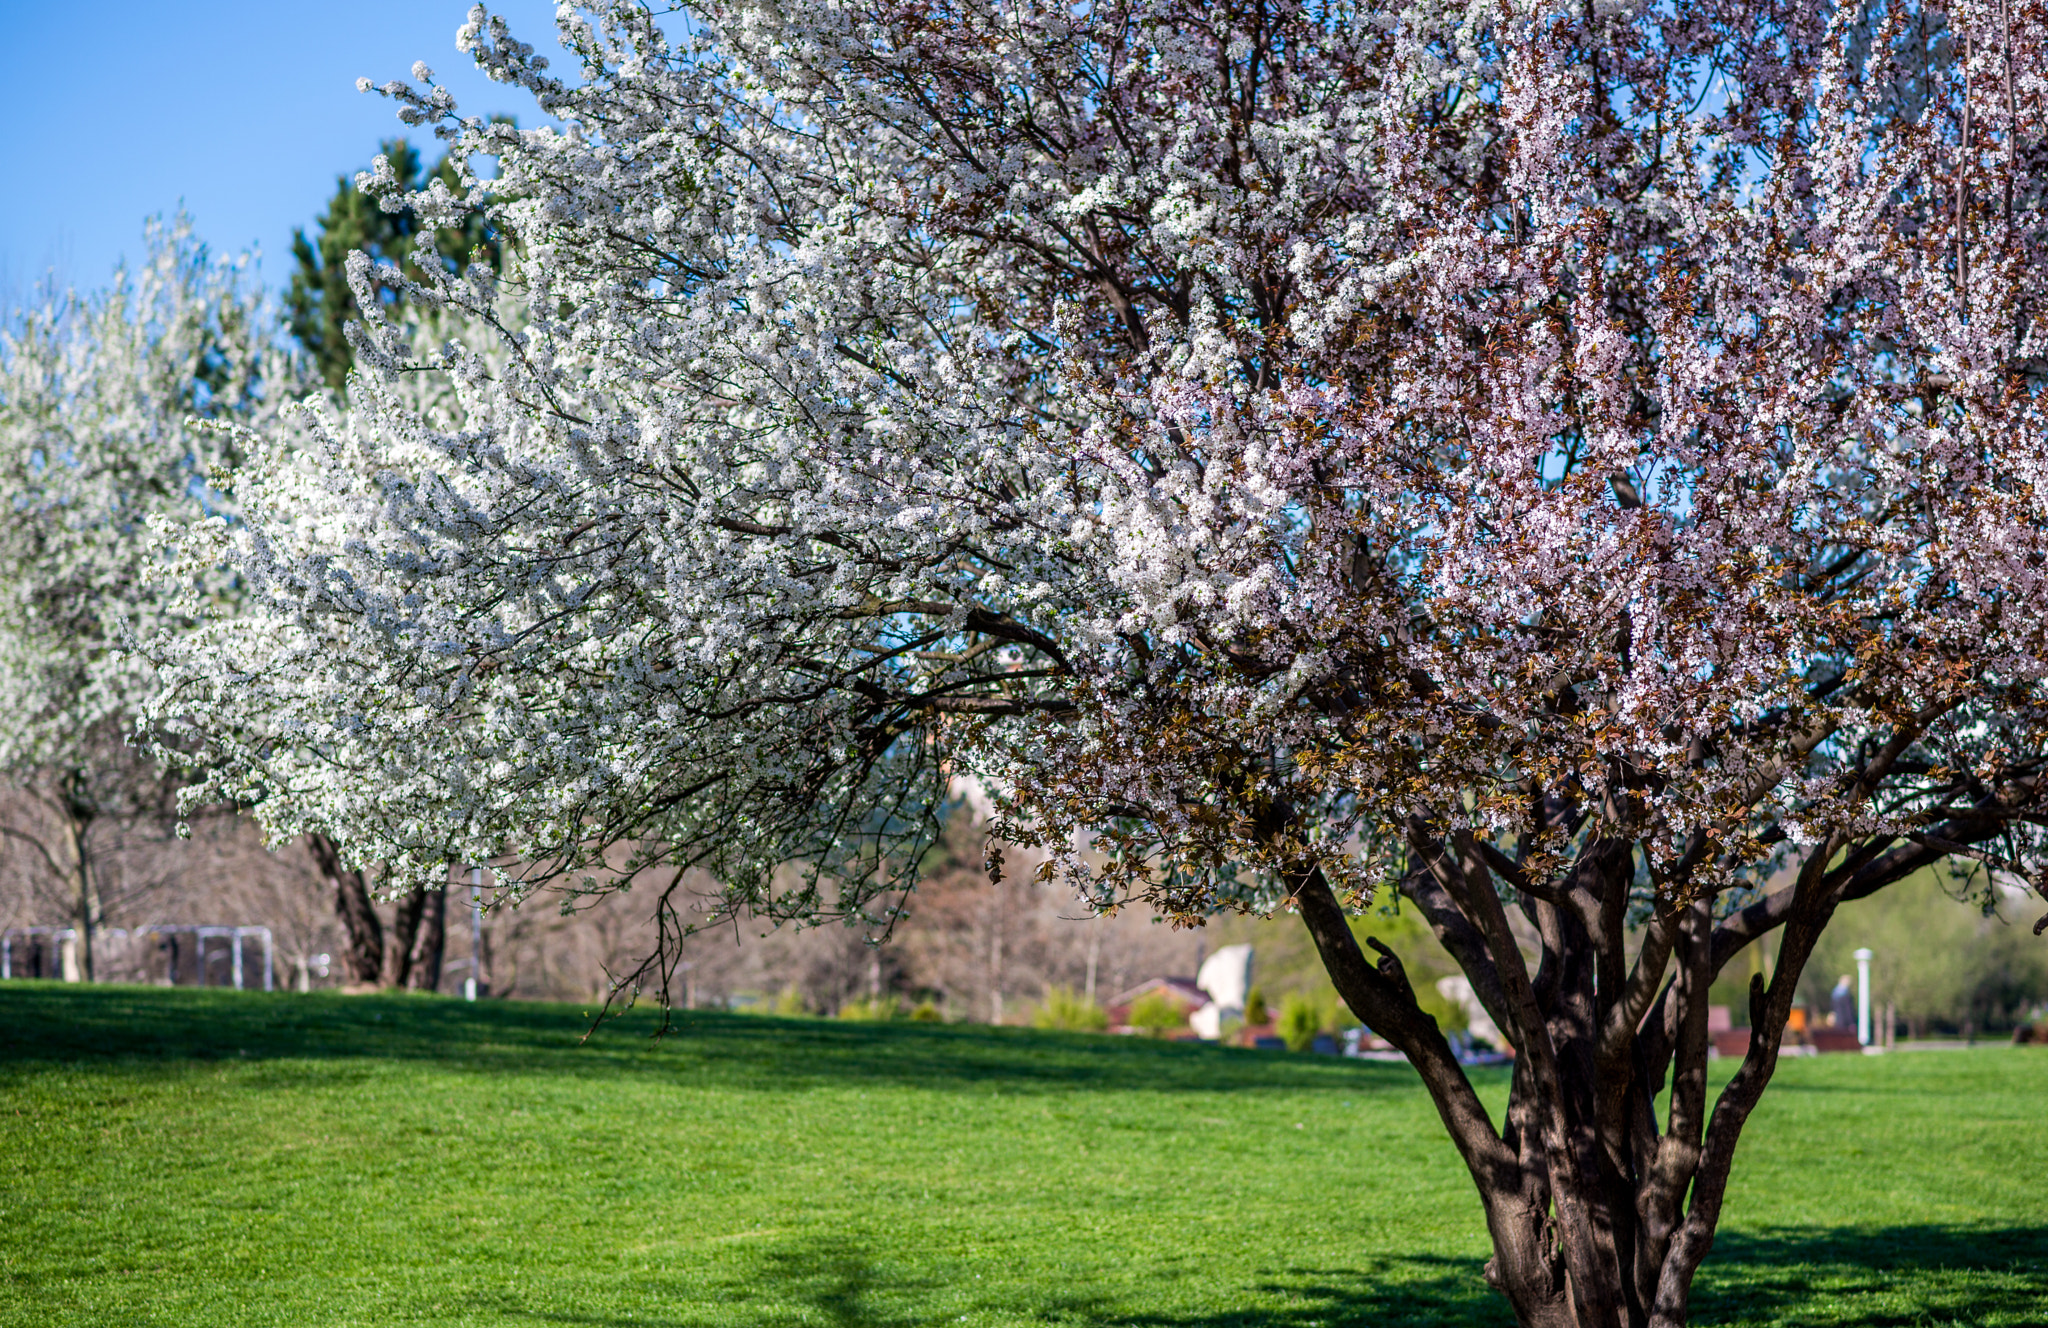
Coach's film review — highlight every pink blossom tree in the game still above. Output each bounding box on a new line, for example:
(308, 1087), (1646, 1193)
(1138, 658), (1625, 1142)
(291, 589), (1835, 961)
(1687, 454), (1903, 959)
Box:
(150, 2), (2048, 1324)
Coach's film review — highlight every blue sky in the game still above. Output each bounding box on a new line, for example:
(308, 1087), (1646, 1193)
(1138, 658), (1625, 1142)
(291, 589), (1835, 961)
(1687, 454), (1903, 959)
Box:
(1, 1), (570, 309)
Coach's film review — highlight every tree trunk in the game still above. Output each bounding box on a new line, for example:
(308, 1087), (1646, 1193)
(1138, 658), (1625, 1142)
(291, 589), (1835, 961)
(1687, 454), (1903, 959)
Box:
(384, 888), (426, 988)
(989, 876), (1004, 1024)
(60, 779), (101, 984)
(1289, 841), (1855, 1328)
(309, 833), (383, 985)
(410, 887), (446, 992)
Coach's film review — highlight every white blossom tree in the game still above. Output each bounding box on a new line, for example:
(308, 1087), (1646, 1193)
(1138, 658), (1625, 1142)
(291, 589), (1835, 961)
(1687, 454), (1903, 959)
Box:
(146, 2), (2048, 1324)
(0, 222), (296, 978)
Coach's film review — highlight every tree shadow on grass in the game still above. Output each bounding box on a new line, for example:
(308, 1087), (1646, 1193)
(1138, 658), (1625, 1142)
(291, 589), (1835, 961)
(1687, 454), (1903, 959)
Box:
(1690, 1224), (2048, 1327)
(0, 982), (1442, 1098)
(493, 1227), (2048, 1328)
(1124, 1227), (2048, 1328)
(1133, 1257), (1505, 1328)
(488, 1243), (1500, 1328)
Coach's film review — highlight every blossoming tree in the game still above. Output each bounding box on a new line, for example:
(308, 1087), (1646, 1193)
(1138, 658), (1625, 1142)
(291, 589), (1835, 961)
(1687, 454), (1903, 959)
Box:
(148, 2), (2048, 1324)
(0, 222), (293, 978)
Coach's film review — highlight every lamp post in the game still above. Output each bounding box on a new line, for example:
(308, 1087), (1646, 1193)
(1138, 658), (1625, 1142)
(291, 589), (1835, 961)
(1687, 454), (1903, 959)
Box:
(1853, 947), (1873, 1046)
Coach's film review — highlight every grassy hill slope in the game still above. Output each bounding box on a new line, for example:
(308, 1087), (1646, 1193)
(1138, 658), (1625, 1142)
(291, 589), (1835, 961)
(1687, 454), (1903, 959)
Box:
(1, 985), (2042, 1327)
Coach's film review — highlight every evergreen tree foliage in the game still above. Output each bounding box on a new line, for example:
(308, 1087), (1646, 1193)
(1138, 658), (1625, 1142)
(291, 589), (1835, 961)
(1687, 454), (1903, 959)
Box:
(284, 137), (503, 390)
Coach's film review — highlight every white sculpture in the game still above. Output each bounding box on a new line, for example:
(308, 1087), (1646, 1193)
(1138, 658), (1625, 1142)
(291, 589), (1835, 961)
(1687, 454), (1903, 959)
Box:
(1197, 945), (1254, 1011)
(1190, 945), (1254, 1040)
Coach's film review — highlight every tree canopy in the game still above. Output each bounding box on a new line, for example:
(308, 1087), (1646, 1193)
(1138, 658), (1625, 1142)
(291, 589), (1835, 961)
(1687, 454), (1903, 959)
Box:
(141, 3), (2048, 1325)
(0, 220), (297, 977)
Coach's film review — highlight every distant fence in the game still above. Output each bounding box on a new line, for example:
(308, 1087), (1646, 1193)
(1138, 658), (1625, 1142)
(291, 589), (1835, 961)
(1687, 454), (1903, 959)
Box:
(1, 925), (274, 990)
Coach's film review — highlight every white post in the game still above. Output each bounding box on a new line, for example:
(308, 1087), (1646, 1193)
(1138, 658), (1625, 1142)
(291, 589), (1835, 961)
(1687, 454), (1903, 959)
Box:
(232, 932), (244, 990)
(1853, 947), (1873, 1046)
(465, 866), (483, 1001)
(2, 933), (10, 980)
(246, 928), (275, 992)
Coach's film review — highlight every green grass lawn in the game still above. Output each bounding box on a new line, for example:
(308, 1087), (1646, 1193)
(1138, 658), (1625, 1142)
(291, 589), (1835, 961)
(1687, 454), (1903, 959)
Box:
(0, 985), (2042, 1327)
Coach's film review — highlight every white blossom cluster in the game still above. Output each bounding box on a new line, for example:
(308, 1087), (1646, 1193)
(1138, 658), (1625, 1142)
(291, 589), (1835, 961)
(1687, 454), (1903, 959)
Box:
(1, 221), (297, 798)
(141, 0), (2048, 925)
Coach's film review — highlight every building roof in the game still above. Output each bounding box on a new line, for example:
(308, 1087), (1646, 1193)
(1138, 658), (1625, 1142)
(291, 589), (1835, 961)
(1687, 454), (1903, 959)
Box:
(1106, 976), (1210, 1011)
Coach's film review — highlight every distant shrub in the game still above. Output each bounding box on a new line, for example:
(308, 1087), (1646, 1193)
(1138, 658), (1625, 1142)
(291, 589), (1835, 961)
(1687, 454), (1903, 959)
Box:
(1277, 992), (1320, 1052)
(1031, 987), (1109, 1032)
(1128, 990), (1184, 1038)
(1243, 986), (1270, 1027)
(838, 996), (902, 1021)
(771, 986), (808, 1017)
(1414, 982), (1469, 1034)
(909, 999), (943, 1022)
